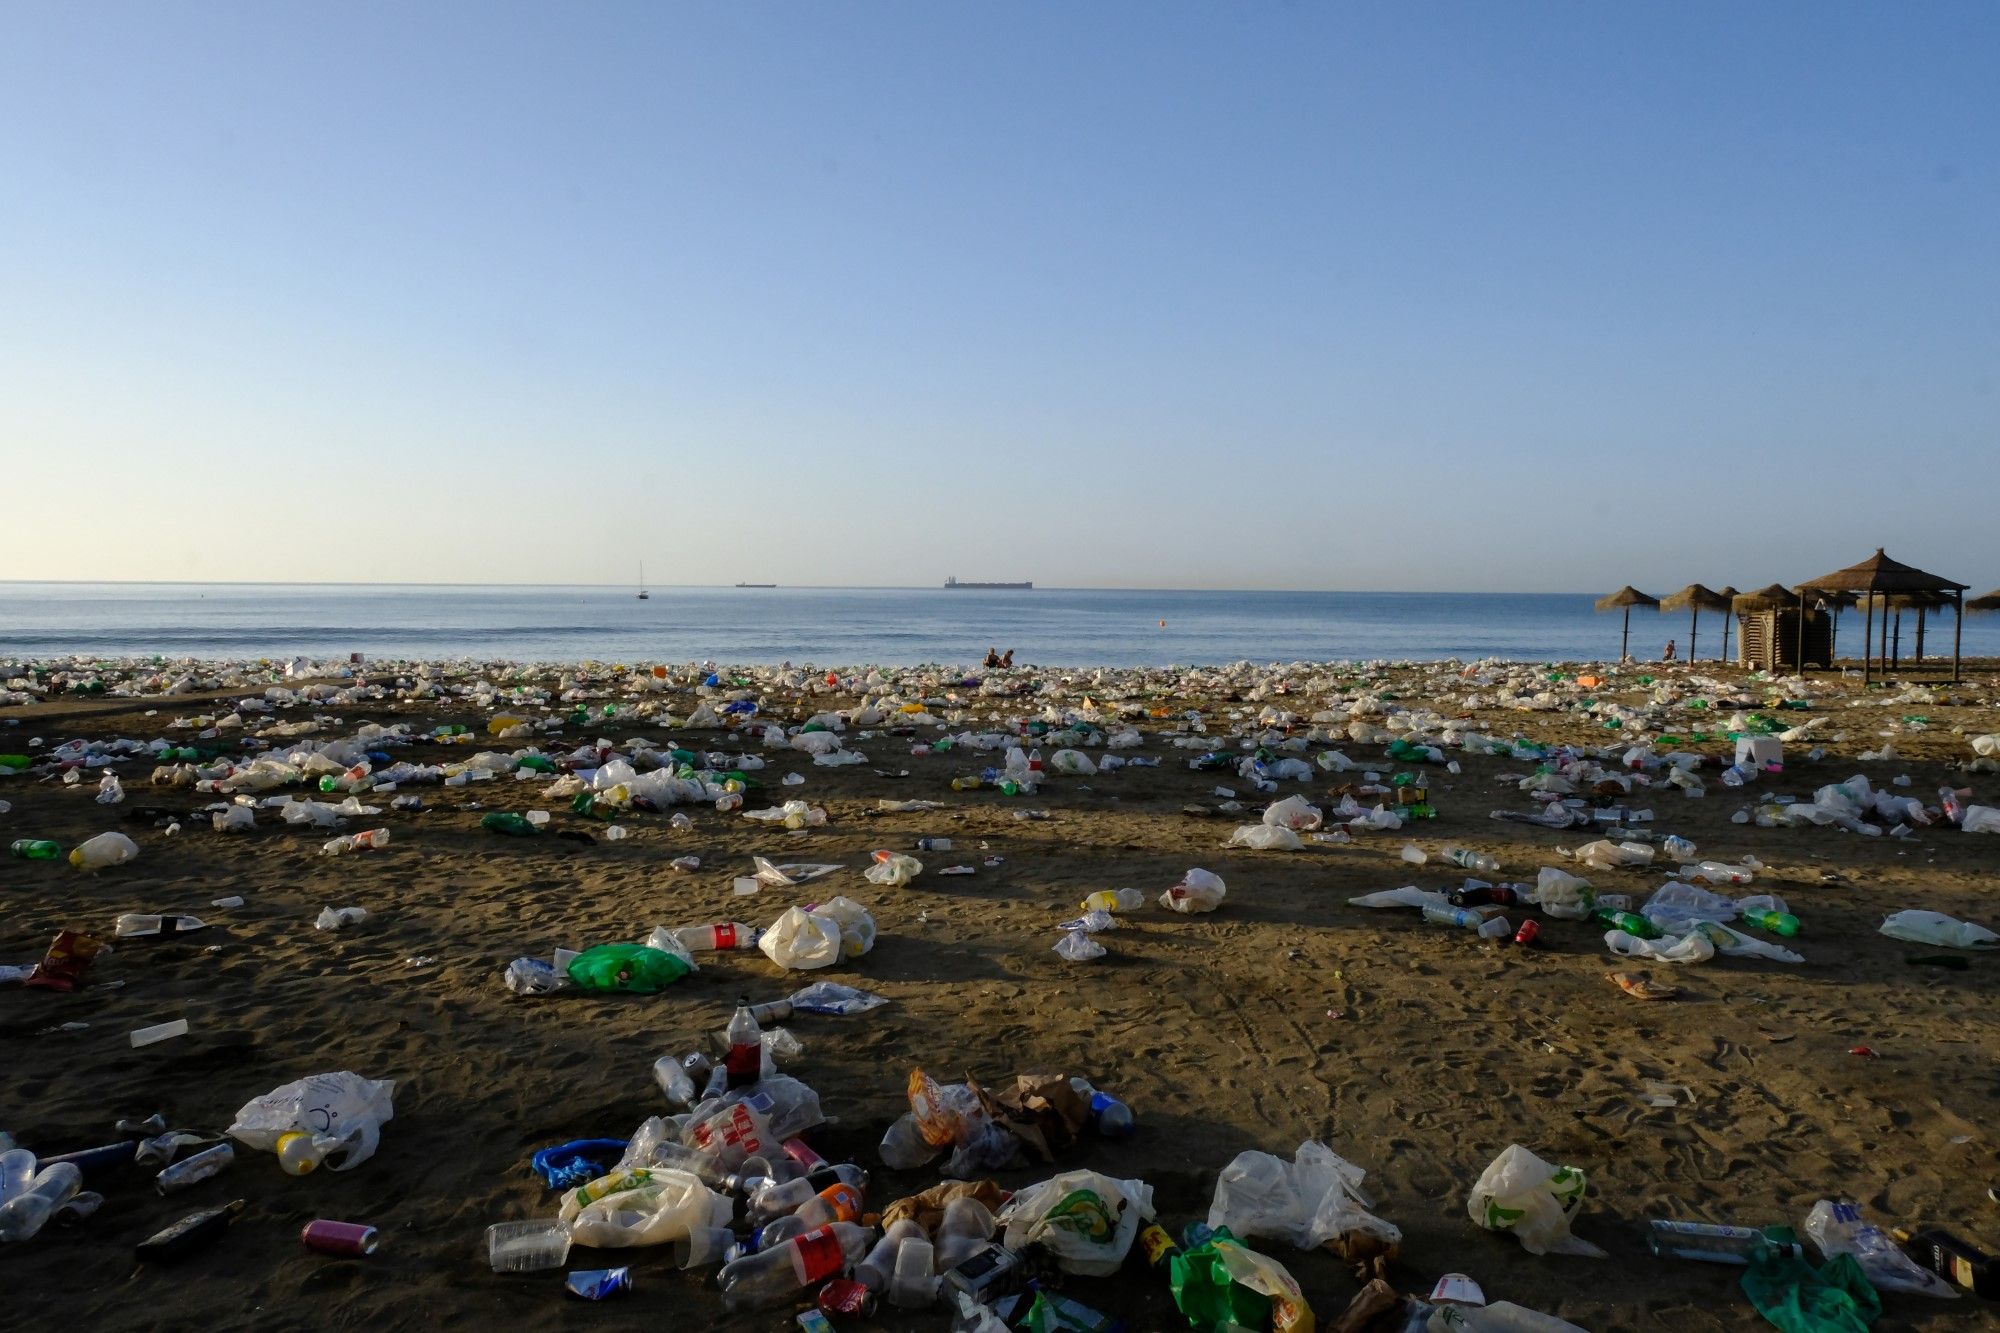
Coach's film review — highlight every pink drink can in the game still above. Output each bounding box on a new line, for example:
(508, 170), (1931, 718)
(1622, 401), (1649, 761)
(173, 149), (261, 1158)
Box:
(301, 1219), (379, 1256)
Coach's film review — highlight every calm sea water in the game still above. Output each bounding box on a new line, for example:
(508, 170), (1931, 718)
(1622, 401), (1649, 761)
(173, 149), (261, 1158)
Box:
(2, 583), (1993, 668)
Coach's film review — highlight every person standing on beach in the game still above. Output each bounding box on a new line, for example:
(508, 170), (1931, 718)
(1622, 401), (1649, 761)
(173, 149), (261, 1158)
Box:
(1662, 639), (1677, 662)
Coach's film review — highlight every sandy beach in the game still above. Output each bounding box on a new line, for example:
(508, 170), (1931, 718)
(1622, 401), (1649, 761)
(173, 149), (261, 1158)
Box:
(4, 656), (1999, 1332)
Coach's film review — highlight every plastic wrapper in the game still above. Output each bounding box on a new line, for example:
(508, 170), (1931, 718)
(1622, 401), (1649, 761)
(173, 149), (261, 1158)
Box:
(1803, 1200), (1957, 1299)
(1228, 824), (1304, 851)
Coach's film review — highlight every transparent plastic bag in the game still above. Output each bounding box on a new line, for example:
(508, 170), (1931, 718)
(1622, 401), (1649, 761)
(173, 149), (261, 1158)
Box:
(758, 907), (842, 970)
(227, 1071), (395, 1171)
(1803, 1200), (1957, 1299)
(559, 1166), (731, 1248)
(1228, 824), (1304, 851)
(1466, 1144), (1604, 1257)
(1208, 1140), (1402, 1251)
(865, 853), (923, 887)
(1533, 868), (1595, 920)
(1261, 795), (1323, 831)
(1054, 930), (1107, 961)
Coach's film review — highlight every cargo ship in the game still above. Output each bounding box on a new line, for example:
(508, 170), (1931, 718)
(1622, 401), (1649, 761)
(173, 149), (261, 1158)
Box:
(943, 576), (1032, 590)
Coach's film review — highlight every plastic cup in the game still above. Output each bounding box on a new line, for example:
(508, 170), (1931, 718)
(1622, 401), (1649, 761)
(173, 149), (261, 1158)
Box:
(485, 1218), (571, 1272)
(890, 1237), (937, 1309)
(668, 1225), (733, 1268)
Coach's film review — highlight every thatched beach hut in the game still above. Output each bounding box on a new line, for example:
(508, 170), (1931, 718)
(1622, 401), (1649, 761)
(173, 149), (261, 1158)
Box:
(1796, 548), (1969, 683)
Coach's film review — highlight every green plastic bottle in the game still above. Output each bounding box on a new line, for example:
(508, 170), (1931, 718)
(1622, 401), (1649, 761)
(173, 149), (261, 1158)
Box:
(0, 755), (32, 772)
(10, 839), (62, 860)
(1593, 907), (1661, 939)
(1742, 908), (1801, 937)
(516, 755), (556, 774)
(570, 791), (610, 820)
(480, 812), (539, 837)
(566, 944), (689, 993)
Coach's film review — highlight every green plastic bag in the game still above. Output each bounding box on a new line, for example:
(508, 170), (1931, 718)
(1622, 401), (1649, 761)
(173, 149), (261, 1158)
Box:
(566, 944), (689, 994)
(1741, 1246), (1880, 1332)
(1170, 1231), (1271, 1333)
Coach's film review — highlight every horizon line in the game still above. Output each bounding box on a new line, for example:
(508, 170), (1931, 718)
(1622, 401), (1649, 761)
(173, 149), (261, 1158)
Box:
(0, 578), (1608, 595)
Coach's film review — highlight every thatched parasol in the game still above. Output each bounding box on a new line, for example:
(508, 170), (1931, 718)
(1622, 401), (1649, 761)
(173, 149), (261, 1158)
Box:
(1594, 586), (1659, 662)
(1968, 589), (2000, 615)
(1715, 587), (1739, 662)
(1659, 584), (1731, 662)
(1796, 548), (1970, 683)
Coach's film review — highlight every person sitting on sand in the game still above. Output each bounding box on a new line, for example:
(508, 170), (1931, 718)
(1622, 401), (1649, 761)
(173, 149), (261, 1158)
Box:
(983, 647), (1002, 668)
(1000, 649), (1014, 668)
(1662, 639), (1677, 662)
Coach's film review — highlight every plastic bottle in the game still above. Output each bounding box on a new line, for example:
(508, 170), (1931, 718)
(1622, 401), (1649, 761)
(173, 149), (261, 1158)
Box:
(1067, 1077), (1136, 1137)
(1661, 835), (1697, 861)
(724, 1000), (763, 1090)
(676, 923), (758, 951)
(1740, 908), (1801, 937)
(1681, 860), (1755, 886)
(114, 913), (207, 939)
(950, 777), (983, 791)
(0, 1148), (34, 1205)
(276, 1131), (334, 1176)
(1647, 1219), (1802, 1263)
(1422, 905), (1512, 939)
(748, 1164), (868, 1223)
(794, 1178), (866, 1228)
(480, 812), (539, 836)
(1441, 846), (1500, 874)
(1939, 786), (1967, 825)
(10, 839), (61, 860)
(70, 832), (139, 870)
(1081, 888), (1145, 913)
(1450, 885), (1522, 908)
(0, 1162), (83, 1242)
(716, 1222), (875, 1311)
(156, 1143), (234, 1194)
(1592, 907), (1661, 939)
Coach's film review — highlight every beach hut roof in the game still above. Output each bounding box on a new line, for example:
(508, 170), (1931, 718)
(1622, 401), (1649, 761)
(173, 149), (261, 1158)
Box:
(1969, 589), (2000, 615)
(1732, 583), (1798, 612)
(1798, 548), (1968, 595)
(1660, 583), (1732, 613)
(1594, 586), (1659, 612)
(1792, 586), (1859, 609)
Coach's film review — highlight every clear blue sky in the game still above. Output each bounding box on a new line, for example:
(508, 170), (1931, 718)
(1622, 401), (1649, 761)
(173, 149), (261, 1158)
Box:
(2, 2), (1995, 591)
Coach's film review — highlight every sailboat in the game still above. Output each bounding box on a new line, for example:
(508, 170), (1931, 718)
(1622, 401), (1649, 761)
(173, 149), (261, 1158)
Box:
(636, 563), (650, 600)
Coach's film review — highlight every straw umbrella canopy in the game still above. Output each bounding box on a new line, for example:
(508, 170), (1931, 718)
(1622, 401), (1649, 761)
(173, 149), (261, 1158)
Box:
(1594, 586), (1659, 662)
(1795, 548), (1970, 683)
(1659, 584), (1731, 662)
(1715, 586), (1739, 663)
(1969, 590), (2000, 614)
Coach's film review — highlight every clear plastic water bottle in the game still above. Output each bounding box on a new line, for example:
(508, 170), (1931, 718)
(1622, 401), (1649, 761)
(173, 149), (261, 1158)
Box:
(1661, 835), (1697, 861)
(1068, 1078), (1136, 1138)
(0, 1162), (82, 1242)
(1440, 846), (1499, 874)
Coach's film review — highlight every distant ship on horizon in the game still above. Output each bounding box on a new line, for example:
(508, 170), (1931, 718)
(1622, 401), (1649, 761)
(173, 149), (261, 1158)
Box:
(734, 582), (776, 588)
(943, 576), (1033, 590)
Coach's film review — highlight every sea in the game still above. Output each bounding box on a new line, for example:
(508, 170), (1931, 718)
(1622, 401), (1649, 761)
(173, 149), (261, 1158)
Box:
(3, 583), (1994, 669)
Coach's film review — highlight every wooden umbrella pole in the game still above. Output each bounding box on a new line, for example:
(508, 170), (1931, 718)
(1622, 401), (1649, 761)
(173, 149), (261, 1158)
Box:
(1954, 590), (1963, 684)
(1863, 596), (1874, 684)
(1688, 608), (1698, 661)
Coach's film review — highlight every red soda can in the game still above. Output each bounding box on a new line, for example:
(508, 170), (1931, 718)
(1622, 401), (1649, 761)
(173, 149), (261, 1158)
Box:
(818, 1278), (877, 1317)
(301, 1219), (379, 1255)
(1513, 920), (1541, 947)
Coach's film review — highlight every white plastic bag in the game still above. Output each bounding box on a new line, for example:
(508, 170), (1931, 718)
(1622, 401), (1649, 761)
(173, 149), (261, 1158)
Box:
(1048, 749), (1098, 775)
(1262, 795), (1323, 831)
(1532, 868), (1595, 920)
(227, 1071), (395, 1170)
(1348, 885), (1449, 910)
(1466, 1144), (1604, 1257)
(1880, 910), (2000, 949)
(758, 906), (843, 970)
(813, 896), (878, 958)
(1161, 868), (1227, 913)
(999, 1170), (1154, 1276)
(1228, 824), (1303, 851)
(559, 1166), (732, 1248)
(1604, 929), (1715, 964)
(1208, 1140), (1402, 1251)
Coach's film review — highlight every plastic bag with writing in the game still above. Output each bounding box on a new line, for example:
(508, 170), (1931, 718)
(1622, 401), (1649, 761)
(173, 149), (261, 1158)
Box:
(227, 1071), (395, 1170)
(1466, 1144), (1604, 1257)
(999, 1169), (1155, 1276)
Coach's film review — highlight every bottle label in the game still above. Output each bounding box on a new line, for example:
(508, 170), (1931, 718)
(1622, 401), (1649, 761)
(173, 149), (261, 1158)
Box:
(713, 923), (737, 949)
(792, 1226), (846, 1283)
(1137, 1223), (1179, 1268)
(817, 1182), (862, 1222)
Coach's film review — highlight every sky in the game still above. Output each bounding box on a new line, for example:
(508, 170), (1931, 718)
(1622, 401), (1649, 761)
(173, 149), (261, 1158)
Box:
(1, 2), (1995, 592)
